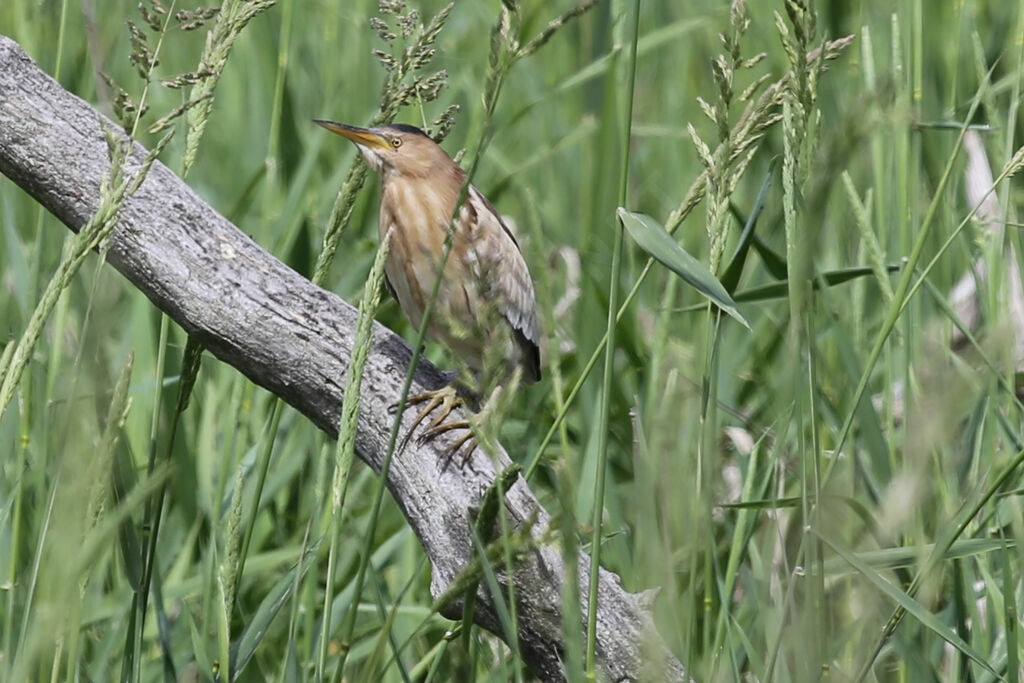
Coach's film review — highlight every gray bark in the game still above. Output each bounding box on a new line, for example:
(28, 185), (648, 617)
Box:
(0, 35), (687, 682)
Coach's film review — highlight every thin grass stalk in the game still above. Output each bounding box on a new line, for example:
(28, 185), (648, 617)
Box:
(496, 485), (523, 683)
(644, 275), (679, 424)
(803, 307), (825, 668)
(129, 312), (170, 681)
(520, 185), (576, 479)
(42, 240), (74, 440)
(133, 334), (202, 681)
(453, 463), (524, 678)
(527, 198), (582, 680)
(364, 563), (413, 683)
(2, 341), (30, 680)
(901, 16), (922, 659)
(1003, 531), (1019, 683)
(419, 636), (451, 682)
(458, 568), (477, 674)
(762, 489), (808, 682)
(323, 246), (470, 677)
(9, 476), (60, 681)
(841, 173), (893, 303)
(886, 9), (907, 490)
(127, 1), (177, 140)
(50, 642), (63, 683)
(1001, 0), (1024, 456)
(61, 251), (121, 466)
(972, 100), (1006, 398)
(52, 0), (70, 79)
(697, 309), (721, 662)
(316, 229), (391, 679)
(858, 23), (894, 414)
(262, 0), (293, 218)
(217, 468), (245, 681)
(235, 398), (284, 586)
(277, 518), (315, 683)
(586, 0), (640, 674)
(465, 524), (516, 674)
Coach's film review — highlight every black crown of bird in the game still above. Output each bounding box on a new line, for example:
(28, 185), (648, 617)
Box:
(316, 119), (541, 463)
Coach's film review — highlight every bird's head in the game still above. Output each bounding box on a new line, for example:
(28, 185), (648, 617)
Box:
(315, 120), (447, 179)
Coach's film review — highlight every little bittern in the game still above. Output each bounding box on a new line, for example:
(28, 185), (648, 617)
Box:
(316, 120), (541, 460)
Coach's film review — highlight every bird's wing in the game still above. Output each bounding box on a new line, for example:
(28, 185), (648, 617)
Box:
(466, 185), (542, 382)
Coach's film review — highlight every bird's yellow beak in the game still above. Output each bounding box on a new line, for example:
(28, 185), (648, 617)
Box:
(314, 120), (390, 149)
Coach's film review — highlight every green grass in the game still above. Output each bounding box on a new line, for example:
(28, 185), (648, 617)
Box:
(2, 0), (1024, 680)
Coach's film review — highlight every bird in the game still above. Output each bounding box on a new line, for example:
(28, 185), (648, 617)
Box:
(315, 119), (541, 463)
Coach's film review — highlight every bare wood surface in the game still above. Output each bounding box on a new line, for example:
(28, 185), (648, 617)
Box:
(0, 35), (687, 682)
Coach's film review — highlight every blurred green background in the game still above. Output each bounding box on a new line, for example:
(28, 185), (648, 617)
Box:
(2, 0), (1023, 681)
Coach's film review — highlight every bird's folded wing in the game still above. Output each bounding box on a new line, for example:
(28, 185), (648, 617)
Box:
(468, 186), (542, 381)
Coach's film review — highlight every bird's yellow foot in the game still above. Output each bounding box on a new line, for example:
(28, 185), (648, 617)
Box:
(396, 385), (478, 467)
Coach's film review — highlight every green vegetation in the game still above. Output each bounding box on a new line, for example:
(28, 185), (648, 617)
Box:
(2, 0), (1023, 680)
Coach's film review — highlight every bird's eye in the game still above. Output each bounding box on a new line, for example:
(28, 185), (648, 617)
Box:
(390, 137), (402, 149)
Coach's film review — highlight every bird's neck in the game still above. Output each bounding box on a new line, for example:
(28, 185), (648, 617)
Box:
(380, 163), (466, 233)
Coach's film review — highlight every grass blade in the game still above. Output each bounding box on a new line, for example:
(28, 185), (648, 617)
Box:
(618, 208), (749, 328)
(732, 264), (904, 303)
(231, 541), (321, 680)
(720, 158), (778, 293)
(818, 533), (999, 678)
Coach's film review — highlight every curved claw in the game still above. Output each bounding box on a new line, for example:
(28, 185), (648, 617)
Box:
(446, 431), (478, 468)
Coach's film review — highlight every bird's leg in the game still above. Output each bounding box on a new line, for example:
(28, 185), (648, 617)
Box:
(394, 383), (480, 466)
(421, 382), (510, 467)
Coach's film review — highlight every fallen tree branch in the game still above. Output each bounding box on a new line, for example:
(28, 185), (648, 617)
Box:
(0, 35), (687, 682)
